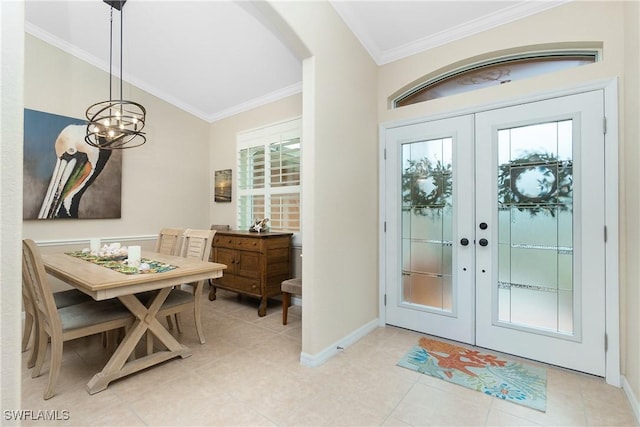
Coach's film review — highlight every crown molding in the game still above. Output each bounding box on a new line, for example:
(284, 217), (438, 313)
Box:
(26, 22), (106, 73)
(333, 0), (570, 66)
(207, 82), (303, 123)
(25, 22), (301, 124)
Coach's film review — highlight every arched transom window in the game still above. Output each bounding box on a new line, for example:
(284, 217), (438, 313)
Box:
(393, 50), (599, 108)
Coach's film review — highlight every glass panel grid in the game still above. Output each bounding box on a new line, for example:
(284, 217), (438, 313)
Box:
(497, 120), (574, 335)
(401, 137), (453, 312)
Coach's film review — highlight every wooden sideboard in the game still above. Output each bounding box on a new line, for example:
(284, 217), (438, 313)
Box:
(209, 230), (293, 316)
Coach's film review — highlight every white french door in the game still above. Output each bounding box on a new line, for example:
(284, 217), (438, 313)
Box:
(385, 115), (476, 344)
(384, 90), (607, 376)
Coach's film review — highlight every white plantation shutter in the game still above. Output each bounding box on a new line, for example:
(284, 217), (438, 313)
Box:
(238, 146), (265, 190)
(270, 138), (300, 188)
(270, 192), (300, 230)
(236, 118), (301, 232)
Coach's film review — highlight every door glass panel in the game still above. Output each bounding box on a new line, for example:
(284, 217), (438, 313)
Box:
(394, 54), (597, 107)
(402, 138), (453, 311)
(497, 120), (574, 334)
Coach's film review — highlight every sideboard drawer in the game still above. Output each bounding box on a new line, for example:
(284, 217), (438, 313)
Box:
(233, 237), (261, 252)
(213, 235), (262, 252)
(213, 235), (235, 249)
(233, 277), (261, 295)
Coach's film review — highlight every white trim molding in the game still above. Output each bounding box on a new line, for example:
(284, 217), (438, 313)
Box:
(299, 319), (378, 367)
(622, 375), (640, 424)
(35, 235), (157, 248)
(330, 1), (569, 65)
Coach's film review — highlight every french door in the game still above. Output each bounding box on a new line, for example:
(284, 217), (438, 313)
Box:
(384, 91), (606, 375)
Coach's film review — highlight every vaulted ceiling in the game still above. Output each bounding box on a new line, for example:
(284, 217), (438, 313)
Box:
(24, 0), (566, 123)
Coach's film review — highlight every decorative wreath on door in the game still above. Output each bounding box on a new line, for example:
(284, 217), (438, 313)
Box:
(498, 152), (573, 217)
(402, 152), (572, 218)
(402, 158), (452, 216)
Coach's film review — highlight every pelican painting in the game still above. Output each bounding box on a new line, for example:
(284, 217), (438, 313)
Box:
(23, 109), (122, 220)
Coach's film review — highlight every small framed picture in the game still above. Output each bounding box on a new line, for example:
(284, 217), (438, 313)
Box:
(214, 169), (232, 203)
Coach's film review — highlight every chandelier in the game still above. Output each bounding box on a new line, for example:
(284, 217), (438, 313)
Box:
(85, 0), (146, 149)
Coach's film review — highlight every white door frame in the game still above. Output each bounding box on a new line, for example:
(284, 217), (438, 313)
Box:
(378, 78), (620, 386)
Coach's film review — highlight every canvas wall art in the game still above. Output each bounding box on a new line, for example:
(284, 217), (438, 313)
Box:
(23, 108), (122, 219)
(214, 169), (232, 203)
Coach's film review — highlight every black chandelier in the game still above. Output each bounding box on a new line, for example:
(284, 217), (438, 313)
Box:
(85, 0), (146, 149)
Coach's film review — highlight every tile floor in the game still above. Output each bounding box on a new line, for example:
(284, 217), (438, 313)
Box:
(21, 289), (638, 426)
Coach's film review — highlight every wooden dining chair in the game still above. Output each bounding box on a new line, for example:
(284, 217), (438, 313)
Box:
(155, 227), (186, 256)
(22, 273), (93, 369)
(157, 228), (216, 344)
(22, 239), (135, 400)
(155, 227), (187, 329)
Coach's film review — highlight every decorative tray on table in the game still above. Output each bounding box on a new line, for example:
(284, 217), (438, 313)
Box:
(66, 251), (178, 275)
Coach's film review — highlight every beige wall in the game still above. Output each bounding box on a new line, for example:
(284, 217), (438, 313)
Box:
(1, 0), (25, 411)
(270, 1), (379, 357)
(378, 0), (639, 409)
(623, 0), (640, 409)
(22, 34), (212, 244)
(208, 94), (302, 228)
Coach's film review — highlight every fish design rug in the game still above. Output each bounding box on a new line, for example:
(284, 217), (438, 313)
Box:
(397, 337), (547, 412)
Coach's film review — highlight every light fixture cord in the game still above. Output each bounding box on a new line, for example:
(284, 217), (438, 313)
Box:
(109, 6), (113, 102)
(119, 0), (123, 105)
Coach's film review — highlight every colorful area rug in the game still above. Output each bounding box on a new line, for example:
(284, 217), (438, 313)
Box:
(397, 337), (547, 412)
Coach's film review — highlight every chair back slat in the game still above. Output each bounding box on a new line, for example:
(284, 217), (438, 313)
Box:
(22, 239), (63, 334)
(180, 229), (216, 262)
(155, 228), (185, 255)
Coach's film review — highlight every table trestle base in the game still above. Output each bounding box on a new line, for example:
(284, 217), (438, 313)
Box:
(86, 288), (192, 394)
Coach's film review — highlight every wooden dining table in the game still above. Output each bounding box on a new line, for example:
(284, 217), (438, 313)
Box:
(42, 250), (226, 394)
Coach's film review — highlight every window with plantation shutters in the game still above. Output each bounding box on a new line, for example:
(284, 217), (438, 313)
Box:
(237, 118), (301, 232)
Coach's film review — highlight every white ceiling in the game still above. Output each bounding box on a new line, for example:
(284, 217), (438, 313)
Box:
(24, 0), (566, 123)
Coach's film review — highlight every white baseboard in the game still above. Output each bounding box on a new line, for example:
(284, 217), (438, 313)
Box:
(299, 318), (378, 367)
(622, 375), (640, 424)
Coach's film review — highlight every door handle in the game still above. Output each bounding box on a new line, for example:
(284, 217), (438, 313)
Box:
(460, 238), (469, 246)
(479, 222), (488, 230)
(479, 238), (489, 247)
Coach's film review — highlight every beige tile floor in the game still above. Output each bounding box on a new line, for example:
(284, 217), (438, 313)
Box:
(21, 289), (638, 426)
